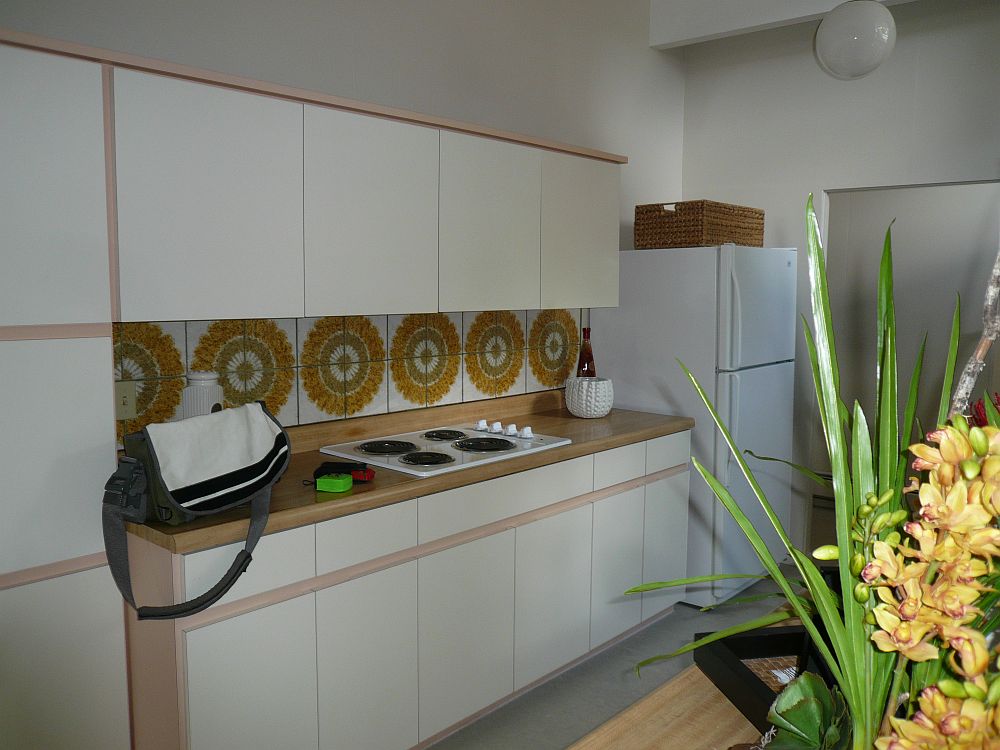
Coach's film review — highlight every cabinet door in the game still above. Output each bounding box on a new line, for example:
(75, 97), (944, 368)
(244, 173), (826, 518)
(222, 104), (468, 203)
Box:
(304, 106), (438, 316)
(514, 505), (592, 690)
(185, 595), (318, 750)
(418, 531), (514, 740)
(591, 487), (644, 648)
(0, 338), (116, 574)
(115, 70), (304, 321)
(0, 47), (110, 326)
(439, 132), (541, 311)
(184, 524), (315, 607)
(0, 568), (129, 749)
(642, 472), (690, 620)
(317, 563), (418, 750)
(418, 455), (593, 543)
(540, 152), (620, 309)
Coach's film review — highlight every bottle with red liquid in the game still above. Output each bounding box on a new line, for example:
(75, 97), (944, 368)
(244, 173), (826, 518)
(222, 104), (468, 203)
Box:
(576, 327), (596, 377)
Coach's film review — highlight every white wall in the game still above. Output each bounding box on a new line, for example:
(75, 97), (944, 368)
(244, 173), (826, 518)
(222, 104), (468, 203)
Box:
(681, 0), (1000, 544)
(828, 182), (1000, 434)
(0, 0), (686, 249)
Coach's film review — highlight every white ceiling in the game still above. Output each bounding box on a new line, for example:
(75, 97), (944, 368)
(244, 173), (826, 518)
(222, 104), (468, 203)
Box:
(649, 0), (917, 49)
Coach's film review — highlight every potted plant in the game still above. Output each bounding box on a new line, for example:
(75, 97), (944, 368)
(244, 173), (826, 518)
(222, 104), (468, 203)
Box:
(629, 196), (1000, 748)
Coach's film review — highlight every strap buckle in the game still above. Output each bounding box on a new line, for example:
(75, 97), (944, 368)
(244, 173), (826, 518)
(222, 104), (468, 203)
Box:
(103, 457), (147, 515)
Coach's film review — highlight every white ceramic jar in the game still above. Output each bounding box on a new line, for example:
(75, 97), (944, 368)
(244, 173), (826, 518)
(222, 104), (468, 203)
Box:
(565, 376), (614, 419)
(181, 371), (225, 419)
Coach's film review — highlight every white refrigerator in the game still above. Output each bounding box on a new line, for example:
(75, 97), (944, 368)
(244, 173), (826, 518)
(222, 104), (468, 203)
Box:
(592, 244), (797, 605)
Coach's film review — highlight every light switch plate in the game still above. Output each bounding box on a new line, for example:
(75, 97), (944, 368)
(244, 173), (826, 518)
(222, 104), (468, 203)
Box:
(115, 381), (137, 420)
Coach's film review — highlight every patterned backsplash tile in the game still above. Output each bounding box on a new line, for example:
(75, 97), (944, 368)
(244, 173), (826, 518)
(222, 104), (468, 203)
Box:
(113, 309), (582, 435)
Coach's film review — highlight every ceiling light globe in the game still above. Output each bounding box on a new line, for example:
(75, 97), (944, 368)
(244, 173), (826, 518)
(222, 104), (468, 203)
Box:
(814, 0), (896, 80)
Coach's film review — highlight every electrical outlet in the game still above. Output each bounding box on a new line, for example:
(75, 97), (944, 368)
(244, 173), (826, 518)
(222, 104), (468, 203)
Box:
(115, 381), (137, 420)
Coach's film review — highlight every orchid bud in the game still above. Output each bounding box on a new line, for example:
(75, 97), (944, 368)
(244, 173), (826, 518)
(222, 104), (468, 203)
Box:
(987, 678), (1000, 706)
(952, 413), (970, 435)
(866, 492), (879, 507)
(853, 582), (870, 603)
(938, 679), (967, 699)
(849, 553), (866, 577)
(888, 510), (909, 526)
(965, 682), (987, 701)
(885, 531), (901, 547)
(851, 530), (865, 543)
(871, 512), (892, 534)
(811, 544), (839, 561)
(970, 426), (990, 456)
(961, 459), (982, 480)
(877, 489), (894, 507)
(864, 610), (877, 625)
(857, 504), (874, 519)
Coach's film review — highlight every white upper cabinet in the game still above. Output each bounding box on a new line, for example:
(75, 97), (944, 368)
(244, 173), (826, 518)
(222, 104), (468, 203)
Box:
(541, 152), (620, 309)
(0, 47), (110, 326)
(304, 106), (439, 316)
(114, 70), (304, 321)
(439, 132), (541, 312)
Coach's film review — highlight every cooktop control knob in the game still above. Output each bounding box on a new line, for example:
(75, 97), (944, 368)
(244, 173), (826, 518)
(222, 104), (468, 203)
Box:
(490, 421), (503, 433)
(518, 426), (534, 439)
(504, 423), (518, 436)
(475, 419), (488, 431)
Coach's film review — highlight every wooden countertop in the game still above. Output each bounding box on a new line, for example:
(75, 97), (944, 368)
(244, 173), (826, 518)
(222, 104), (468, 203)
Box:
(567, 665), (759, 750)
(127, 391), (693, 555)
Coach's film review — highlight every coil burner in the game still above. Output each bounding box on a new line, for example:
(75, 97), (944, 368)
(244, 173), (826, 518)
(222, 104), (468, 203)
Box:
(356, 440), (418, 455)
(453, 437), (516, 453)
(422, 429), (467, 441)
(398, 452), (456, 466)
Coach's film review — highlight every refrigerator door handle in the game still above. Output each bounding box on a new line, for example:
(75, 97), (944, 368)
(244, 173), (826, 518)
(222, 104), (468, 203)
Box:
(728, 373), (740, 473)
(730, 266), (743, 369)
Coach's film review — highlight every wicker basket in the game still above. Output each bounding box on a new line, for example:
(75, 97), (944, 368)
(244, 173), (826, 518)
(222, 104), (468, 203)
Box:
(634, 200), (764, 249)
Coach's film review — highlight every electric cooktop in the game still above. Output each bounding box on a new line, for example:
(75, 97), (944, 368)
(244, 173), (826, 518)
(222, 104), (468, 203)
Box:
(320, 421), (571, 477)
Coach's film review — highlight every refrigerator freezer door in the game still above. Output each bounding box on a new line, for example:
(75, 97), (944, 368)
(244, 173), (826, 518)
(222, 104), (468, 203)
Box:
(717, 245), (797, 371)
(712, 362), (794, 600)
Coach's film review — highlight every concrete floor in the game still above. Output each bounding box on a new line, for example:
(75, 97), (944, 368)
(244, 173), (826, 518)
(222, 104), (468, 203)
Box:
(429, 575), (785, 750)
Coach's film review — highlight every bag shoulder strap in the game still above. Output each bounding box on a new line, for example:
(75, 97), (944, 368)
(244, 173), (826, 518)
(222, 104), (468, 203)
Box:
(102, 458), (270, 621)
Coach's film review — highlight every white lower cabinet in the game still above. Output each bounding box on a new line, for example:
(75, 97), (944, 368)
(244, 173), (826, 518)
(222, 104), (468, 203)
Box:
(0, 568), (130, 749)
(514, 504), (593, 690)
(591, 487), (645, 647)
(418, 531), (515, 741)
(641, 471), (691, 621)
(316, 562), (418, 750)
(185, 594), (318, 750)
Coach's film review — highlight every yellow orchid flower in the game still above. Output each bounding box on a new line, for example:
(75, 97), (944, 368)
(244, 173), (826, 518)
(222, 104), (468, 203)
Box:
(881, 688), (995, 748)
(919, 480), (993, 533)
(912, 442), (946, 472)
(872, 604), (939, 662)
(921, 578), (982, 623)
(938, 426), (975, 465)
(897, 578), (925, 621)
(961, 527), (1000, 561)
(940, 625), (991, 679)
(939, 557), (989, 583)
